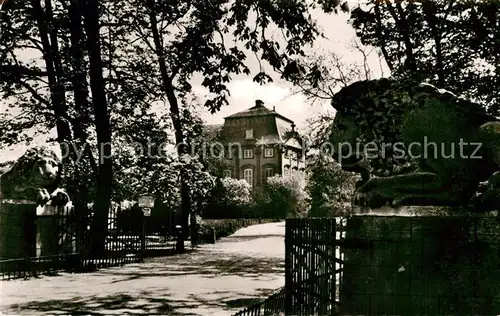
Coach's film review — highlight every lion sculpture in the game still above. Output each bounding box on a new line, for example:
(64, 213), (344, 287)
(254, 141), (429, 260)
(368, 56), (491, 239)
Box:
(328, 78), (500, 210)
(0, 146), (70, 206)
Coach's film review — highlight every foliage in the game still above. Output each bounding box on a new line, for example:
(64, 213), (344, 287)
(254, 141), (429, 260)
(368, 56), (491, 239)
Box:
(220, 178), (253, 207)
(0, 0), (350, 146)
(306, 155), (357, 217)
(285, 39), (383, 106)
(0, 160), (14, 175)
(348, 0), (499, 115)
(0, 0), (350, 246)
(204, 177), (252, 218)
(176, 154), (216, 213)
(259, 175), (309, 218)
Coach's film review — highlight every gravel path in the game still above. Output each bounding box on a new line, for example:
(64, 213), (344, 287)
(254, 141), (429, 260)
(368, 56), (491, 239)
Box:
(0, 222), (286, 316)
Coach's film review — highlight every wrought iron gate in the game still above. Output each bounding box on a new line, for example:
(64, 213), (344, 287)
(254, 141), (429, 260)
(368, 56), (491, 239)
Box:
(284, 217), (346, 315)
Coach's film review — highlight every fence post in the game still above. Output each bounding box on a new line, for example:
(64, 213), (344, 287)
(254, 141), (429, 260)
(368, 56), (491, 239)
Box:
(175, 225), (185, 253)
(210, 227), (216, 244)
(36, 205), (60, 257)
(284, 218), (292, 316)
(140, 213), (146, 261)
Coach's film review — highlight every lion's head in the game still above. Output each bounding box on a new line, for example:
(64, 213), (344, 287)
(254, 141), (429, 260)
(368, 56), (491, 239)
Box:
(1, 146), (63, 200)
(329, 78), (496, 182)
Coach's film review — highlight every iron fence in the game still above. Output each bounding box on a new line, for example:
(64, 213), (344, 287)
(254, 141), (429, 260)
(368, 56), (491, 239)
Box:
(232, 287), (286, 316)
(0, 202), (181, 280)
(284, 217), (346, 316)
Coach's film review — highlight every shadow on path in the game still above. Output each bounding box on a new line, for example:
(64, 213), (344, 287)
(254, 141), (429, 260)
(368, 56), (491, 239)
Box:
(8, 287), (278, 315)
(106, 251), (284, 281)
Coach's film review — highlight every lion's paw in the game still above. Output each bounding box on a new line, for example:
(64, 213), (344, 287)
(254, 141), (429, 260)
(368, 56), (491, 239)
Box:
(36, 188), (51, 205)
(473, 172), (500, 211)
(50, 188), (70, 206)
(354, 189), (391, 209)
(62, 201), (74, 215)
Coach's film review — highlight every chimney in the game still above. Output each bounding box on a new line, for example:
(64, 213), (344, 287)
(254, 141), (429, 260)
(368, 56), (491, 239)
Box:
(291, 123), (296, 132)
(273, 106), (276, 111)
(255, 99), (264, 107)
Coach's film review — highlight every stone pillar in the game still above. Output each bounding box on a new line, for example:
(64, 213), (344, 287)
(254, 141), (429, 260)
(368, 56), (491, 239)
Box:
(0, 200), (37, 259)
(277, 148), (283, 175)
(256, 148), (261, 186)
(340, 208), (500, 314)
(36, 205), (60, 257)
(36, 204), (75, 257)
(234, 147), (240, 179)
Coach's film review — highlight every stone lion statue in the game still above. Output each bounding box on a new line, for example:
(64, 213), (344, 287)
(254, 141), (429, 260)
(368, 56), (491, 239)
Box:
(0, 146), (70, 206)
(328, 78), (500, 210)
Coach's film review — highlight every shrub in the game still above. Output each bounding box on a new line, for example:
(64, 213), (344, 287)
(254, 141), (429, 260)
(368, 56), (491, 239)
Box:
(257, 175), (310, 218)
(306, 155), (357, 217)
(203, 177), (252, 218)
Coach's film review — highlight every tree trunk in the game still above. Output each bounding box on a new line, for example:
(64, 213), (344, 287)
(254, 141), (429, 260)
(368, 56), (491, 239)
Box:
(422, 1), (445, 87)
(83, 0), (113, 257)
(68, 0), (94, 228)
(31, 0), (72, 147)
(384, 2), (417, 74)
(146, 0), (192, 239)
(374, 2), (395, 73)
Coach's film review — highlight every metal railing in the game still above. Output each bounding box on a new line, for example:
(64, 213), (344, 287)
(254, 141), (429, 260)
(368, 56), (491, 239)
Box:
(232, 287), (285, 316)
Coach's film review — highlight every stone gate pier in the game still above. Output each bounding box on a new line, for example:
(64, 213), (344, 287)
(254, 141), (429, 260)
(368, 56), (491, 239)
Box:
(340, 206), (500, 315)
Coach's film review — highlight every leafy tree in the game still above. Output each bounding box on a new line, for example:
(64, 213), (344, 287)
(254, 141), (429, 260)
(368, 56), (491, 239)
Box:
(205, 177), (252, 218)
(348, 0), (499, 115)
(1, 0), (351, 249)
(306, 155), (357, 217)
(0, 0), (172, 252)
(260, 175), (310, 218)
(105, 0), (349, 237)
(286, 38), (383, 106)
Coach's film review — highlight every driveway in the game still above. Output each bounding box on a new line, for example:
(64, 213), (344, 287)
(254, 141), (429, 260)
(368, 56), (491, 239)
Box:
(0, 221), (286, 315)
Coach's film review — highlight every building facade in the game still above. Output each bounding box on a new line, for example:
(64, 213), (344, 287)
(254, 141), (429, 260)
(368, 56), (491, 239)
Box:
(210, 100), (306, 188)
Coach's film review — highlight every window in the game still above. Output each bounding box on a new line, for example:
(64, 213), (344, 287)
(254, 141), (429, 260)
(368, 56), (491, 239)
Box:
(244, 169), (253, 186)
(243, 149), (253, 158)
(264, 148), (274, 158)
(292, 168), (298, 177)
(245, 129), (254, 139)
(223, 169), (231, 178)
(265, 168), (274, 179)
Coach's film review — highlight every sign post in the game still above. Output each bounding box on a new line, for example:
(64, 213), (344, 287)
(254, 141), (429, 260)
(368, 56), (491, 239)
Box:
(142, 208), (151, 217)
(138, 195), (154, 209)
(138, 195), (153, 260)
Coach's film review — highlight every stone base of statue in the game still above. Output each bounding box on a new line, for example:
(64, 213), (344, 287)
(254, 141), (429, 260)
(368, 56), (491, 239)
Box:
(0, 200), (37, 260)
(340, 206), (500, 315)
(36, 204), (76, 257)
(36, 205), (60, 257)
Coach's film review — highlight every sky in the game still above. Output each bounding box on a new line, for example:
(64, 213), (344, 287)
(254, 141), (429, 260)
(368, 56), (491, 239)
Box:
(0, 1), (388, 162)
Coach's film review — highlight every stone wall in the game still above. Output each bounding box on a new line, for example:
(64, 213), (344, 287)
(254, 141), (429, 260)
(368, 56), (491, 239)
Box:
(340, 209), (500, 314)
(0, 202), (37, 259)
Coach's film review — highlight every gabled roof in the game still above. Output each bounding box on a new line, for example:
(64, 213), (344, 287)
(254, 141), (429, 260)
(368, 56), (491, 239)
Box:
(224, 100), (294, 123)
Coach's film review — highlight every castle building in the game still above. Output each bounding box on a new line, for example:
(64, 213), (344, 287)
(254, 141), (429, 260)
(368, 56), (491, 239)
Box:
(207, 100), (306, 188)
